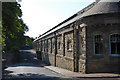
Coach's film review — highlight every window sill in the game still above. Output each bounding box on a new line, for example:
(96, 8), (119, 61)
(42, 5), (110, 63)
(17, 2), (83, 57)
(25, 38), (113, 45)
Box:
(58, 49), (62, 51)
(64, 56), (73, 61)
(67, 50), (72, 52)
(56, 54), (63, 57)
(110, 54), (120, 57)
(93, 54), (104, 58)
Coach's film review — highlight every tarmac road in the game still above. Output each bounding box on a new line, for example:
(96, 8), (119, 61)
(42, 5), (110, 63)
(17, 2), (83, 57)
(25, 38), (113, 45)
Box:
(2, 50), (120, 80)
(2, 50), (63, 79)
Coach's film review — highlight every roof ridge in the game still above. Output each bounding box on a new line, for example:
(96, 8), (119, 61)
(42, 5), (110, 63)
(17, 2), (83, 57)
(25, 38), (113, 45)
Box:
(80, 1), (120, 18)
(77, 2), (96, 15)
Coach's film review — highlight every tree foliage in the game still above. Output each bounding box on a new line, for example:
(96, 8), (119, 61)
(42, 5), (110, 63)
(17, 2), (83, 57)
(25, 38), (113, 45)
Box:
(2, 2), (29, 52)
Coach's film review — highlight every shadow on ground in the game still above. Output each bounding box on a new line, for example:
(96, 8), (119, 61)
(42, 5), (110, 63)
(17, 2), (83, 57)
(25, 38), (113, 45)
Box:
(2, 50), (120, 80)
(2, 72), (61, 80)
(2, 50), (62, 80)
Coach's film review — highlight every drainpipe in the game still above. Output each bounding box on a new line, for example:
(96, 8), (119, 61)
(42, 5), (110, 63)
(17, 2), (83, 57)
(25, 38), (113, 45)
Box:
(73, 24), (76, 72)
(40, 40), (42, 60)
(54, 32), (57, 67)
(63, 33), (65, 56)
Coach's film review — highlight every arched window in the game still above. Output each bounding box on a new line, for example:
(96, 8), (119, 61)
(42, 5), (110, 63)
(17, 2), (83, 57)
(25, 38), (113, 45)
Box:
(58, 41), (61, 50)
(44, 41), (45, 51)
(53, 42), (55, 49)
(48, 42), (50, 49)
(46, 40), (48, 52)
(37, 41), (39, 51)
(39, 41), (41, 51)
(94, 35), (103, 55)
(67, 40), (72, 51)
(110, 34), (120, 56)
(48, 40), (51, 52)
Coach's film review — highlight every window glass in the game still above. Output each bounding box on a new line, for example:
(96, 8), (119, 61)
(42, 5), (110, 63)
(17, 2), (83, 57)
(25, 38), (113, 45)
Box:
(58, 41), (61, 50)
(50, 39), (52, 53)
(67, 40), (72, 51)
(48, 40), (51, 52)
(53, 42), (55, 49)
(44, 41), (45, 51)
(110, 34), (120, 55)
(46, 40), (48, 52)
(94, 35), (102, 55)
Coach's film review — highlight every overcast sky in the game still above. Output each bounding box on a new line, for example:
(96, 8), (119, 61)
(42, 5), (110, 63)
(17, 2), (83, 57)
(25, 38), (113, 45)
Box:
(19, 0), (94, 38)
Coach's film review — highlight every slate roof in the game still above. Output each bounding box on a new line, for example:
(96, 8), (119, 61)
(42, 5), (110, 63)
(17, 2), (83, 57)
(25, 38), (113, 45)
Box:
(80, 0), (120, 18)
(35, 0), (120, 40)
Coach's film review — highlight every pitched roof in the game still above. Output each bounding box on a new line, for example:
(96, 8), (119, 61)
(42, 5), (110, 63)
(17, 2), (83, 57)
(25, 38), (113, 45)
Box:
(80, 0), (120, 18)
(34, 0), (120, 41)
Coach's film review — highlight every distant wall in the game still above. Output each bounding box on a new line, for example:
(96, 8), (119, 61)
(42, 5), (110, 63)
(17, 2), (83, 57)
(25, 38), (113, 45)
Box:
(35, 26), (75, 71)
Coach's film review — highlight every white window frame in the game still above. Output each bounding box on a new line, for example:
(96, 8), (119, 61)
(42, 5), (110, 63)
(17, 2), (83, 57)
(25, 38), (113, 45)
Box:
(53, 42), (55, 49)
(67, 40), (72, 51)
(48, 41), (50, 50)
(58, 41), (62, 50)
(109, 33), (120, 56)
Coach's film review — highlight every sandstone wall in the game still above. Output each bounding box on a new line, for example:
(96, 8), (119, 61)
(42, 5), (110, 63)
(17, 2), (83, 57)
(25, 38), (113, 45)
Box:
(37, 28), (75, 71)
(86, 15), (120, 73)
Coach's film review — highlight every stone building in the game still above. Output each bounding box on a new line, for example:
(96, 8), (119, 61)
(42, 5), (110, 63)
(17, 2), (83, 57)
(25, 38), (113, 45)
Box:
(33, 0), (120, 73)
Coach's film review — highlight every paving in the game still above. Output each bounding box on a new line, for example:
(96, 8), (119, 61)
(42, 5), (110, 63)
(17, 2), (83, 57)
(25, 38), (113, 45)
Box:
(2, 49), (120, 80)
(45, 65), (120, 78)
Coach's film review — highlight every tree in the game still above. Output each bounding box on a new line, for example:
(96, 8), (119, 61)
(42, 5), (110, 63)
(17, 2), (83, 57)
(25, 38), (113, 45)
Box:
(2, 2), (29, 52)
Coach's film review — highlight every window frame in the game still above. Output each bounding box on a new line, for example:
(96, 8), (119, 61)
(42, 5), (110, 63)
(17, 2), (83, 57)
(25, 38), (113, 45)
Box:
(53, 41), (55, 50)
(58, 41), (62, 50)
(67, 40), (72, 51)
(46, 39), (48, 52)
(94, 34), (103, 56)
(44, 40), (45, 52)
(47, 40), (50, 51)
(109, 33), (120, 56)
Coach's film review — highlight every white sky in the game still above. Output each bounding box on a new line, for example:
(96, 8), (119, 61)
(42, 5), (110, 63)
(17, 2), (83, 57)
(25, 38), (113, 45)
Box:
(19, 0), (94, 38)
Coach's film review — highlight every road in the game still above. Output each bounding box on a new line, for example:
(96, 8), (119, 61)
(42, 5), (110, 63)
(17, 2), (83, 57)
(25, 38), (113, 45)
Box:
(2, 50), (63, 79)
(2, 50), (120, 80)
